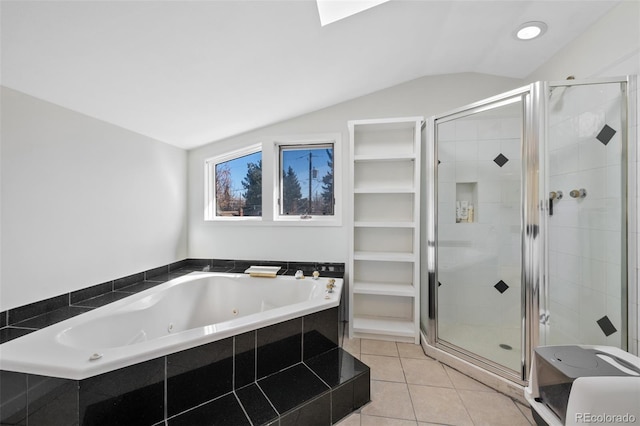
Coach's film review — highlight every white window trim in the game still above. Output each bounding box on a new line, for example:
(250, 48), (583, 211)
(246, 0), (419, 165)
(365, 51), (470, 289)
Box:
(272, 133), (342, 226)
(204, 143), (262, 221)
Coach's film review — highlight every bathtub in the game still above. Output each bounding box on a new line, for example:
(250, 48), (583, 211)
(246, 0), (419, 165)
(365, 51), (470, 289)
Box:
(0, 271), (343, 380)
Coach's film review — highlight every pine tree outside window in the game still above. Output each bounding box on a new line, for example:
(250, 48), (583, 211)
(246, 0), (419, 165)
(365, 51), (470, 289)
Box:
(278, 144), (334, 217)
(205, 145), (262, 220)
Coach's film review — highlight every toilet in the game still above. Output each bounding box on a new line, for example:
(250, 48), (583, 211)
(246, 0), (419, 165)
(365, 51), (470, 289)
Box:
(525, 345), (640, 426)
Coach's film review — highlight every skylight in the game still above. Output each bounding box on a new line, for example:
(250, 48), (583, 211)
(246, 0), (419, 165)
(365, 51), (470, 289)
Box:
(316, 0), (391, 26)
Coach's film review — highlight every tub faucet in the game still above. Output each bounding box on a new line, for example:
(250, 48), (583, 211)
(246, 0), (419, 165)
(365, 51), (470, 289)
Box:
(326, 279), (336, 293)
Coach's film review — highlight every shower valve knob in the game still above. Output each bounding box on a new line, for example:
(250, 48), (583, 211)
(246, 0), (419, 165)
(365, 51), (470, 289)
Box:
(570, 188), (587, 198)
(549, 190), (563, 200)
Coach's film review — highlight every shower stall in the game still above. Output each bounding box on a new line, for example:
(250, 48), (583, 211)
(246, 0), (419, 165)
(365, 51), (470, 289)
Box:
(421, 76), (637, 385)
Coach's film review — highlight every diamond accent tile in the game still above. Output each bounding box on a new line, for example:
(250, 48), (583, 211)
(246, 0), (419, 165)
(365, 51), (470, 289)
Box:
(493, 153), (509, 167)
(596, 124), (617, 146)
(596, 315), (617, 337)
(494, 280), (509, 294)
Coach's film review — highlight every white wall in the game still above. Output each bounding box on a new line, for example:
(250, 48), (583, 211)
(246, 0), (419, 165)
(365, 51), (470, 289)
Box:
(1, 87), (188, 311)
(526, 1), (640, 82)
(187, 72), (523, 263)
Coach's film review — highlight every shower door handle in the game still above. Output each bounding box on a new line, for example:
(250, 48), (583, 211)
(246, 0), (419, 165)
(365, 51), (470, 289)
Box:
(548, 191), (563, 216)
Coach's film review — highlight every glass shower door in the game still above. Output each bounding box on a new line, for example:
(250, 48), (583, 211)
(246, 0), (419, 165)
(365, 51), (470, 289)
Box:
(434, 95), (525, 374)
(542, 80), (628, 349)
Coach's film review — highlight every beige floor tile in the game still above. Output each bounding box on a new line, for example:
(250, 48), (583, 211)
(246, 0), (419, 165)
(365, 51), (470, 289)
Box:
(401, 358), (453, 388)
(361, 354), (406, 383)
(457, 389), (531, 426)
(408, 384), (473, 426)
(361, 381), (416, 421)
(337, 412), (361, 426)
(361, 339), (399, 357)
(343, 336), (362, 357)
(397, 343), (428, 359)
(515, 401), (535, 425)
(361, 415), (418, 425)
(443, 365), (494, 392)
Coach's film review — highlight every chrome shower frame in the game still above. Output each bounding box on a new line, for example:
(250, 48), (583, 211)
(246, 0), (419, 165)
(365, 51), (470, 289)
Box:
(423, 76), (636, 386)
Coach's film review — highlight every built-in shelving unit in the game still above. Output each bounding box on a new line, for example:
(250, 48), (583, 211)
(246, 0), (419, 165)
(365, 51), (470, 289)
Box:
(347, 117), (422, 343)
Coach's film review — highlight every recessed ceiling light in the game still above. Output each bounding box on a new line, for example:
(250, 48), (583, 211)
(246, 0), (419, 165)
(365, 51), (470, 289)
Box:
(515, 21), (547, 40)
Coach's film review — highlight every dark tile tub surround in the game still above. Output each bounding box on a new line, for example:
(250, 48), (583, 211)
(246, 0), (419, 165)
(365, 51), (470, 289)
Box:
(0, 307), (369, 425)
(0, 258), (345, 344)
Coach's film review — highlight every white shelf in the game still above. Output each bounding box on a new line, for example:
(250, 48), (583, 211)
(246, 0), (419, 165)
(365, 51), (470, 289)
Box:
(348, 116), (422, 344)
(354, 154), (416, 162)
(353, 281), (415, 297)
(353, 187), (415, 194)
(354, 221), (415, 228)
(352, 316), (416, 339)
(354, 251), (415, 262)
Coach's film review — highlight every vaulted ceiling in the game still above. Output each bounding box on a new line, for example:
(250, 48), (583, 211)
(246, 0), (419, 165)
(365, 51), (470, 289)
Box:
(0, 0), (620, 149)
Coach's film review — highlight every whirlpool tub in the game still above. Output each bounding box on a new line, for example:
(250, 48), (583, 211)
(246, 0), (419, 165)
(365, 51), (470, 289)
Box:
(0, 271), (344, 380)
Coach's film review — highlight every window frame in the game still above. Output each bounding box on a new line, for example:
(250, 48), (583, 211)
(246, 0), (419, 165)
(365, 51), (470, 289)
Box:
(272, 135), (341, 225)
(204, 143), (263, 221)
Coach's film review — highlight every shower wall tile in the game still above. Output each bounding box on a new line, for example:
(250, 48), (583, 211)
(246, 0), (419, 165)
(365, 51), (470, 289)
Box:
(455, 140), (478, 161)
(454, 161), (478, 182)
(437, 120), (456, 141)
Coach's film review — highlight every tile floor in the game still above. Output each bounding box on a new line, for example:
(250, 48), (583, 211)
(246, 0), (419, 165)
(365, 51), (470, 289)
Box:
(337, 336), (535, 426)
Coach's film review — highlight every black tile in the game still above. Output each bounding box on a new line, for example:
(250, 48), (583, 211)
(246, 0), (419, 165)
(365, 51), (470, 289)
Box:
(79, 357), (165, 426)
(596, 124), (617, 145)
(70, 281), (113, 305)
(27, 374), (79, 426)
(317, 263), (344, 274)
(118, 280), (163, 294)
(145, 265), (170, 282)
(353, 369), (371, 409)
(187, 258), (213, 269)
(257, 318), (302, 378)
(169, 259), (189, 272)
(0, 370), (27, 425)
(71, 291), (131, 308)
(13, 306), (92, 329)
(167, 338), (233, 417)
(8, 294), (68, 325)
(234, 331), (256, 389)
(305, 348), (369, 388)
(168, 268), (195, 280)
(303, 308), (338, 360)
(210, 259), (235, 271)
(236, 384), (278, 426)
(258, 364), (329, 414)
(287, 262), (317, 274)
(279, 392), (331, 426)
(494, 280), (509, 294)
(113, 272), (145, 291)
(493, 153), (509, 167)
(168, 393), (250, 426)
(0, 327), (36, 344)
(332, 380), (354, 424)
(597, 315), (617, 336)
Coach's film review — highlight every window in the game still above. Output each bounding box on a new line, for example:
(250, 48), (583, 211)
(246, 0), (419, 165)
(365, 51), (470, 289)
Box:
(205, 145), (262, 219)
(278, 143), (334, 217)
(204, 134), (341, 225)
